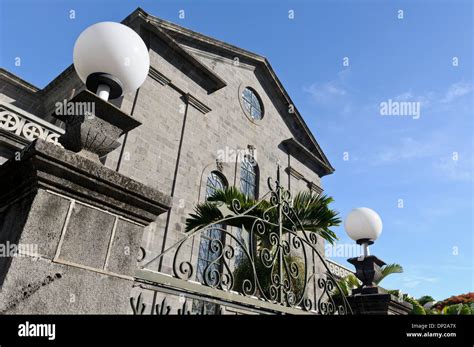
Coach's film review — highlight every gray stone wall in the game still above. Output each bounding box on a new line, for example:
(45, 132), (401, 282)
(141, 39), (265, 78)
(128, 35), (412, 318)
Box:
(0, 189), (140, 313)
(102, 32), (328, 279)
(0, 14), (334, 313)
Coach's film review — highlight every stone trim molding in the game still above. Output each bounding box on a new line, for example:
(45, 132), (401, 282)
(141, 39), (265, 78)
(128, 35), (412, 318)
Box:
(285, 165), (323, 196)
(181, 46), (256, 71)
(0, 139), (172, 224)
(185, 93), (211, 114)
(129, 8), (335, 171)
(148, 66), (171, 86)
(281, 138), (334, 177)
(307, 181), (323, 196)
(148, 67), (212, 115)
(0, 68), (40, 94)
(285, 166), (304, 181)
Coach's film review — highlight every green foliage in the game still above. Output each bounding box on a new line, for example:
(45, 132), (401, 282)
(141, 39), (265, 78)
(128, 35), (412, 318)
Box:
(385, 290), (426, 315)
(185, 187), (341, 245)
(335, 274), (361, 297)
(392, 293), (474, 315)
(459, 304), (472, 315)
(442, 303), (472, 315)
(289, 192), (341, 245)
(417, 295), (435, 306)
(404, 295), (426, 315)
(375, 263), (403, 285)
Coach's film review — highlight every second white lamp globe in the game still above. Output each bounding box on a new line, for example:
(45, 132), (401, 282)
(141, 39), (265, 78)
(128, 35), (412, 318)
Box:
(344, 207), (382, 242)
(73, 22), (150, 95)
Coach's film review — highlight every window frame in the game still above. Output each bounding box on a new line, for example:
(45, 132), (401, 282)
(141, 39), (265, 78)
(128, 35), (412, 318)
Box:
(238, 84), (265, 124)
(239, 156), (258, 200)
(193, 171), (228, 313)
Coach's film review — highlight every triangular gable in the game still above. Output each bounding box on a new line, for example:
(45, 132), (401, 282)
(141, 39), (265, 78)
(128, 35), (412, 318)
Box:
(124, 8), (335, 176)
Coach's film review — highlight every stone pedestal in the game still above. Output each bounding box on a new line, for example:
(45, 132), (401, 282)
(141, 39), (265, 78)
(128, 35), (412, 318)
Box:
(347, 255), (386, 287)
(0, 139), (171, 313)
(347, 293), (413, 315)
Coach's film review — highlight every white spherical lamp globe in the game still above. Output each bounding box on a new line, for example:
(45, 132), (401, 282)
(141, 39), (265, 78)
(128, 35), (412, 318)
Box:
(73, 22), (150, 98)
(344, 207), (382, 243)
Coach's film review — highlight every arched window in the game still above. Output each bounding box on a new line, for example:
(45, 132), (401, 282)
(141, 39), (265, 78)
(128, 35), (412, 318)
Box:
(205, 171), (226, 198)
(194, 171), (227, 313)
(235, 156), (259, 265)
(239, 156), (258, 199)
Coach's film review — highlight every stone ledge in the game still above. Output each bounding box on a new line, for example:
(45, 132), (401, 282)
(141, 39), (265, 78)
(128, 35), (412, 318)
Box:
(347, 293), (413, 315)
(0, 139), (171, 225)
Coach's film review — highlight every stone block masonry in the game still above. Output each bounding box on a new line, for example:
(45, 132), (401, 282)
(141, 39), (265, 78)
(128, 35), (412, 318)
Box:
(0, 139), (171, 313)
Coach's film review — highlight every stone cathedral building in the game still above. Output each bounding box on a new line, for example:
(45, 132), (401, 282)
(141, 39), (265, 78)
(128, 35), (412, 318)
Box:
(0, 8), (354, 315)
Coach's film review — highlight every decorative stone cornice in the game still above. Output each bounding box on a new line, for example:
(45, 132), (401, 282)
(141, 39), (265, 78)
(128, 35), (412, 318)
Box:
(181, 46), (256, 71)
(285, 165), (323, 196)
(148, 66), (212, 115)
(307, 181), (323, 196)
(148, 66), (171, 86)
(185, 93), (211, 114)
(285, 166), (304, 180)
(129, 8), (335, 171)
(281, 138), (334, 177)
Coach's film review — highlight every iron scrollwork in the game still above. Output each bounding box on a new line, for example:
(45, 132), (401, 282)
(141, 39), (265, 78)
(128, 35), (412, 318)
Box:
(138, 166), (352, 315)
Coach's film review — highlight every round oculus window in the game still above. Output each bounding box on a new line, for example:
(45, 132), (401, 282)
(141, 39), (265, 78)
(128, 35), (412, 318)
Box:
(241, 87), (263, 120)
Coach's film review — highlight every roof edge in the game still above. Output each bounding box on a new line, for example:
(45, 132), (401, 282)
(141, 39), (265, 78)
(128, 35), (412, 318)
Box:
(132, 7), (334, 172)
(0, 68), (40, 94)
(281, 138), (335, 177)
(124, 8), (227, 93)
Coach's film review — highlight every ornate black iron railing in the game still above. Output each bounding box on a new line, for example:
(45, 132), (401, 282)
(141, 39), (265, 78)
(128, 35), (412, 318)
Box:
(135, 166), (352, 315)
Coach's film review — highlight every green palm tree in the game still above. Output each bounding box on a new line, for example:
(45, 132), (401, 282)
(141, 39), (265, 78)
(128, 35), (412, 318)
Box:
(185, 187), (341, 245)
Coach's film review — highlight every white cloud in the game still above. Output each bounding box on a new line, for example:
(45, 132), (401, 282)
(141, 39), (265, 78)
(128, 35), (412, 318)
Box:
(368, 135), (472, 182)
(401, 276), (439, 289)
(433, 156), (472, 182)
(379, 81), (471, 112)
(371, 136), (441, 165)
(441, 82), (473, 103)
(303, 70), (349, 105)
(394, 91), (414, 101)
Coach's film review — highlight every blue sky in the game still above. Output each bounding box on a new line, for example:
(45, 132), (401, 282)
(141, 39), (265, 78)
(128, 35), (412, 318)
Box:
(1, 0), (472, 301)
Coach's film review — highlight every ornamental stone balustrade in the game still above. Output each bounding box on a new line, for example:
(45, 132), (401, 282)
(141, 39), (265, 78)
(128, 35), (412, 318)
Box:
(0, 102), (64, 163)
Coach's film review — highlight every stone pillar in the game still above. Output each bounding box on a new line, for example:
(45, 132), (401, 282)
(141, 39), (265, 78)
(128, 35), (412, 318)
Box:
(0, 139), (171, 313)
(347, 293), (413, 315)
(346, 256), (412, 315)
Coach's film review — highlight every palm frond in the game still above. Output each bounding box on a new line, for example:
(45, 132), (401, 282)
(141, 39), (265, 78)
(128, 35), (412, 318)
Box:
(185, 187), (341, 245)
(374, 263), (403, 285)
(184, 202), (223, 232)
(288, 192), (341, 244)
(334, 274), (361, 297)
